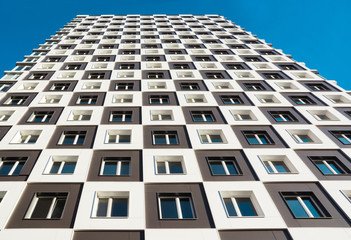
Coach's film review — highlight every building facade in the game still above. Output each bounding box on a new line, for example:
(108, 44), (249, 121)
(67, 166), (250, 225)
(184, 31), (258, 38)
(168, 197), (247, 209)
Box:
(0, 14), (351, 240)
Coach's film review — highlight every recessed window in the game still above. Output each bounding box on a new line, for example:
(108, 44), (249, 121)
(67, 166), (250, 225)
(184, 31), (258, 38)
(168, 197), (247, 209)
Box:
(151, 110), (173, 121)
(281, 192), (329, 218)
(261, 72), (286, 80)
(205, 72), (225, 79)
(82, 82), (101, 90)
(198, 130), (226, 144)
(288, 130), (320, 144)
(330, 131), (351, 145)
(113, 94), (133, 103)
(259, 155), (295, 174)
(220, 95), (243, 104)
(149, 95), (170, 104)
(88, 73), (106, 79)
(231, 110), (255, 121)
(106, 130), (131, 144)
(58, 131), (86, 145)
(158, 193), (195, 219)
(173, 64), (191, 69)
(180, 83), (200, 90)
(212, 82), (232, 89)
(0, 83), (13, 92)
(76, 95), (98, 105)
(155, 156), (184, 174)
(110, 111), (132, 122)
(27, 111), (54, 123)
(225, 64), (246, 70)
(0, 157), (27, 175)
(148, 82), (166, 89)
(305, 83), (331, 91)
(50, 83), (71, 91)
(115, 82), (134, 90)
(147, 72), (165, 79)
(269, 111), (297, 122)
(68, 110), (92, 121)
(207, 156), (241, 175)
(25, 192), (68, 219)
(244, 83), (266, 91)
(290, 96), (316, 105)
(0, 111), (14, 121)
(152, 131), (179, 145)
(12, 130), (41, 144)
(191, 111), (215, 122)
(242, 131), (274, 145)
(310, 156), (350, 175)
(100, 157), (130, 176)
(47, 156), (77, 174)
(28, 73), (48, 80)
(4, 96), (29, 105)
(94, 192), (129, 217)
(221, 192), (259, 217)
(119, 64), (135, 70)
(308, 110), (337, 121)
(185, 94), (206, 103)
(39, 95), (61, 104)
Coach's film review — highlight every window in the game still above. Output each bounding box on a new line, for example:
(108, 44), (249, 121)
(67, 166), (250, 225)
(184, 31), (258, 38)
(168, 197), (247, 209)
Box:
(113, 94), (133, 103)
(0, 111), (13, 121)
(262, 72), (286, 80)
(100, 157), (130, 176)
(94, 192), (129, 217)
(4, 96), (28, 105)
(50, 83), (71, 91)
(151, 110), (173, 121)
(149, 95), (170, 104)
(152, 131), (179, 145)
(305, 83), (331, 91)
(278, 64), (301, 70)
(119, 64), (135, 70)
(222, 194), (258, 217)
(244, 83), (266, 91)
(242, 56), (264, 62)
(185, 94), (206, 103)
(180, 83), (200, 90)
(110, 111), (132, 122)
(0, 83), (12, 92)
(147, 72), (164, 79)
(191, 111), (215, 122)
(173, 64), (190, 69)
(310, 156), (349, 175)
(207, 157), (241, 175)
(220, 95), (243, 104)
(48, 156), (77, 174)
(25, 192), (68, 219)
(0, 157), (26, 175)
(28, 73), (48, 80)
(195, 56), (212, 61)
(88, 73), (105, 79)
(12, 130), (41, 144)
(226, 64), (246, 70)
(243, 131), (274, 145)
(145, 56), (161, 61)
(27, 111), (54, 123)
(64, 64), (82, 70)
(290, 96), (316, 105)
(155, 156), (184, 174)
(292, 134), (314, 143)
(68, 110), (92, 121)
(205, 72), (224, 79)
(233, 113), (252, 121)
(76, 95), (98, 105)
(58, 131), (86, 145)
(263, 160), (290, 173)
(115, 82), (134, 91)
(106, 130), (131, 144)
(269, 111), (297, 122)
(330, 131), (351, 145)
(158, 193), (195, 219)
(281, 192), (329, 218)
(96, 57), (111, 62)
(82, 82), (101, 90)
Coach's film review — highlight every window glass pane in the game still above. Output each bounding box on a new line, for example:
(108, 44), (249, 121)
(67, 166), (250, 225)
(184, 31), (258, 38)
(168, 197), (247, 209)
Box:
(119, 135), (131, 143)
(61, 162), (76, 174)
(315, 161), (333, 175)
(50, 198), (66, 219)
(225, 161), (238, 175)
(285, 197), (309, 218)
(169, 162), (183, 174)
(96, 198), (108, 217)
(12, 162), (24, 175)
(328, 161), (342, 174)
(247, 135), (259, 144)
(76, 135), (85, 144)
(302, 197), (321, 217)
(258, 135), (268, 144)
(192, 114), (203, 121)
(50, 162), (61, 174)
(63, 135), (75, 145)
(31, 197), (52, 218)
(209, 162), (226, 175)
(157, 162), (166, 174)
(111, 198), (128, 217)
(180, 198), (194, 218)
(223, 198), (237, 216)
(154, 135), (167, 144)
(211, 135), (222, 143)
(274, 161), (289, 173)
(236, 198), (257, 216)
(264, 162), (274, 173)
(120, 162), (130, 176)
(168, 135), (178, 144)
(103, 162), (117, 175)
(0, 162), (13, 175)
(160, 198), (178, 218)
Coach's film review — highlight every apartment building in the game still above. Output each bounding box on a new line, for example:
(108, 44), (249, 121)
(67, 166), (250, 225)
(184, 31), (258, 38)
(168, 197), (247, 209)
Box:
(0, 14), (351, 240)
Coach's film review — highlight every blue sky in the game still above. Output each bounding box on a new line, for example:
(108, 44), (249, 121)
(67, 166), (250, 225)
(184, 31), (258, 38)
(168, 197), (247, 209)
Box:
(1, 0), (350, 89)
